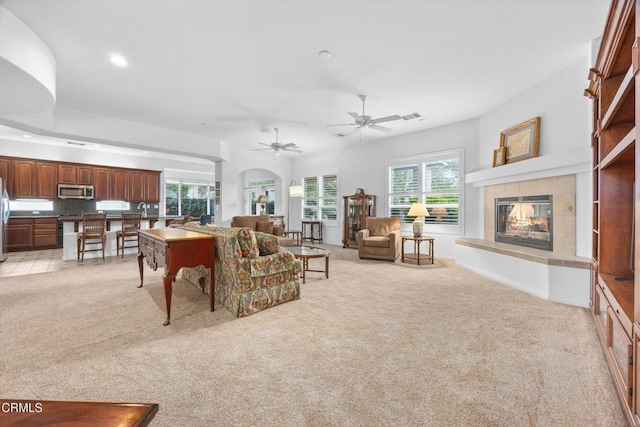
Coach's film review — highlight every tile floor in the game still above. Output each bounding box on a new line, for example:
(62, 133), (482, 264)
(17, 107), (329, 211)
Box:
(0, 249), (135, 278)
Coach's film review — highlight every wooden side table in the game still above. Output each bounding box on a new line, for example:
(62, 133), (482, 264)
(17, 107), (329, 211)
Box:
(301, 221), (323, 243)
(401, 236), (434, 265)
(284, 230), (302, 245)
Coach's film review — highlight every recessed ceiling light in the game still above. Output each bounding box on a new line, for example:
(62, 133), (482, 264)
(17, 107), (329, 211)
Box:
(318, 50), (331, 59)
(110, 54), (128, 67)
(22, 134), (32, 138)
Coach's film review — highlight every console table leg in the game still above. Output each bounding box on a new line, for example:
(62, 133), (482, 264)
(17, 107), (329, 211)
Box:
(162, 273), (175, 326)
(137, 252), (144, 288)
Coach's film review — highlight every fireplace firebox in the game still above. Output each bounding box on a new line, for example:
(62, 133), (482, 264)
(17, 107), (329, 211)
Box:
(495, 195), (553, 251)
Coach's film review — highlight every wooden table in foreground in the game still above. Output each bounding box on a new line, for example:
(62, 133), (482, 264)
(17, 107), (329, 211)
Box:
(138, 228), (215, 326)
(0, 399), (158, 426)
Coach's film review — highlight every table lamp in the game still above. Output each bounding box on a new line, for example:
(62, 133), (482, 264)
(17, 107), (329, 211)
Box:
(257, 194), (269, 215)
(407, 203), (429, 237)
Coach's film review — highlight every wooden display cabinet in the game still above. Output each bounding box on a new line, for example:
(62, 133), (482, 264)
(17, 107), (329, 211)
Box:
(342, 190), (375, 248)
(585, 0), (639, 423)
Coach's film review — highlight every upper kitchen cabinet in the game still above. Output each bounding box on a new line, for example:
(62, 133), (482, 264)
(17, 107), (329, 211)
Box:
(93, 167), (112, 200)
(145, 171), (160, 203)
(58, 164), (94, 185)
(0, 157), (13, 198)
(112, 169), (129, 201)
(129, 170), (145, 202)
(36, 161), (57, 198)
(13, 159), (36, 198)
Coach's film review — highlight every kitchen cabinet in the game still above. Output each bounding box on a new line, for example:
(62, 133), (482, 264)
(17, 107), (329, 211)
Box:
(13, 159), (36, 198)
(36, 161), (57, 198)
(145, 171), (160, 202)
(129, 170), (145, 202)
(77, 165), (93, 185)
(33, 218), (58, 248)
(7, 218), (33, 251)
(0, 157), (13, 198)
(112, 169), (129, 200)
(93, 167), (112, 200)
(58, 164), (77, 184)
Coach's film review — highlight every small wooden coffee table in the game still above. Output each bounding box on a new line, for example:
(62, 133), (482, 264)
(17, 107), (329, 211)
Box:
(285, 245), (330, 283)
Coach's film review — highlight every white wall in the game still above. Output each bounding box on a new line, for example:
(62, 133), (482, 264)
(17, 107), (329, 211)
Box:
(290, 118), (481, 257)
(476, 52), (593, 257)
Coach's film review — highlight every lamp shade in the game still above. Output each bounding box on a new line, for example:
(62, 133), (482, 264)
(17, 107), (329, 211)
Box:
(289, 185), (303, 198)
(256, 195), (269, 204)
(407, 203), (429, 217)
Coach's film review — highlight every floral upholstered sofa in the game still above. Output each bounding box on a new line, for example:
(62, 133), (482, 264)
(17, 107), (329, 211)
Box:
(174, 222), (302, 317)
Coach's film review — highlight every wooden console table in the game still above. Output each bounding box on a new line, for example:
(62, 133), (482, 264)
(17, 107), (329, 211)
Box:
(0, 399), (158, 426)
(301, 221), (323, 243)
(138, 228), (215, 326)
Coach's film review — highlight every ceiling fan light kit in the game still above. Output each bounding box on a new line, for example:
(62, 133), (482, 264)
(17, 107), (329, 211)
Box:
(327, 94), (421, 139)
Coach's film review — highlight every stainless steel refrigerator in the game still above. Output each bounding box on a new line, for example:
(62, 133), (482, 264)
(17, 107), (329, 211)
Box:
(0, 178), (9, 262)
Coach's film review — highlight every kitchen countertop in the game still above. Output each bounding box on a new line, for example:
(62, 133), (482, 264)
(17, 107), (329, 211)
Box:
(58, 215), (160, 222)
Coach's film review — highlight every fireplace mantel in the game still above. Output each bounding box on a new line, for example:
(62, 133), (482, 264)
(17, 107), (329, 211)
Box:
(465, 147), (590, 187)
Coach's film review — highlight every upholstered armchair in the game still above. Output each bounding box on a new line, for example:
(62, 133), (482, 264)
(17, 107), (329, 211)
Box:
(357, 217), (402, 261)
(174, 222), (302, 317)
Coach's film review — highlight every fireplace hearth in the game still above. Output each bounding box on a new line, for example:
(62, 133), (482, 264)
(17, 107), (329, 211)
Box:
(495, 195), (553, 251)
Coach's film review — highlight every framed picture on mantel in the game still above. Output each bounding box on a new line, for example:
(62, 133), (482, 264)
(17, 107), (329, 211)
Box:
(492, 147), (506, 167)
(500, 117), (540, 164)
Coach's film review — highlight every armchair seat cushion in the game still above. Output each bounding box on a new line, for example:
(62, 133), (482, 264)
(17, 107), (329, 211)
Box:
(363, 236), (391, 248)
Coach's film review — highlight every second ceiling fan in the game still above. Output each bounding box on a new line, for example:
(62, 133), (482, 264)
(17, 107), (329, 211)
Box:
(327, 94), (421, 139)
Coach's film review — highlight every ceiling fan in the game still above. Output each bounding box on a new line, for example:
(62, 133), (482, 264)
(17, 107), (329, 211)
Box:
(251, 128), (302, 158)
(327, 94), (421, 139)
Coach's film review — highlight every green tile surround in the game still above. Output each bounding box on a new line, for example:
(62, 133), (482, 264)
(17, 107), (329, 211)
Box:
(455, 237), (590, 269)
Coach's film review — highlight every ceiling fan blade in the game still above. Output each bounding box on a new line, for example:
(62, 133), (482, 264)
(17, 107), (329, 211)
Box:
(348, 112), (364, 123)
(256, 142), (273, 148)
(286, 149), (303, 153)
(369, 124), (393, 133)
(326, 123), (358, 127)
(282, 143), (297, 148)
(370, 114), (401, 124)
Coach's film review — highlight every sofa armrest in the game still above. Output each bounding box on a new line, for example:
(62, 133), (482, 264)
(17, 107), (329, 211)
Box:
(254, 231), (281, 255)
(389, 229), (401, 252)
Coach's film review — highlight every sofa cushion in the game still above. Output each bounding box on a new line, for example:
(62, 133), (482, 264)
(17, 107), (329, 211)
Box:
(254, 231), (281, 255)
(367, 217), (400, 236)
(236, 228), (260, 258)
(273, 225), (284, 236)
(256, 221), (274, 235)
(363, 236), (391, 248)
(231, 216), (258, 229)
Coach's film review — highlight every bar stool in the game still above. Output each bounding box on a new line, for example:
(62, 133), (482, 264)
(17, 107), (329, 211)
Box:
(117, 212), (142, 257)
(77, 212), (107, 262)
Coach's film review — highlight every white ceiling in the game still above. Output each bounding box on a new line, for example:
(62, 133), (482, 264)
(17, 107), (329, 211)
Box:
(0, 0), (610, 157)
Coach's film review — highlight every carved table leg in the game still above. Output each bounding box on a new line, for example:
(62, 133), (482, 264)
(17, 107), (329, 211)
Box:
(163, 273), (176, 326)
(137, 252), (144, 288)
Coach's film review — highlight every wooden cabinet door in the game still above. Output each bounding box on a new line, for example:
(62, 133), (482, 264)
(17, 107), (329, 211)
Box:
(145, 171), (160, 202)
(77, 166), (93, 185)
(58, 164), (77, 184)
(94, 167), (112, 200)
(7, 218), (33, 251)
(13, 160), (36, 198)
(0, 157), (13, 198)
(129, 170), (145, 202)
(33, 218), (58, 248)
(112, 169), (129, 201)
(37, 161), (57, 198)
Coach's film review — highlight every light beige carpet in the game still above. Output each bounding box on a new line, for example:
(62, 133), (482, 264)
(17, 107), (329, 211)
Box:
(0, 245), (626, 426)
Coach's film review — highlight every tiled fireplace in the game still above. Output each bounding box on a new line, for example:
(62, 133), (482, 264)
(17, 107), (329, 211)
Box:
(483, 175), (576, 257)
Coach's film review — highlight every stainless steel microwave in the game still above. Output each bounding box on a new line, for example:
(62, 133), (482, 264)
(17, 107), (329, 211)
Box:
(57, 184), (94, 200)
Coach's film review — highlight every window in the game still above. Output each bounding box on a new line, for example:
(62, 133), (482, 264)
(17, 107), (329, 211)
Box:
(387, 148), (463, 234)
(165, 180), (215, 217)
(302, 173), (338, 223)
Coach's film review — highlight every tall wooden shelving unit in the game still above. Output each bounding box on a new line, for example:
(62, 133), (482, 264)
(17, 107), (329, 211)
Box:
(585, 0), (639, 424)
